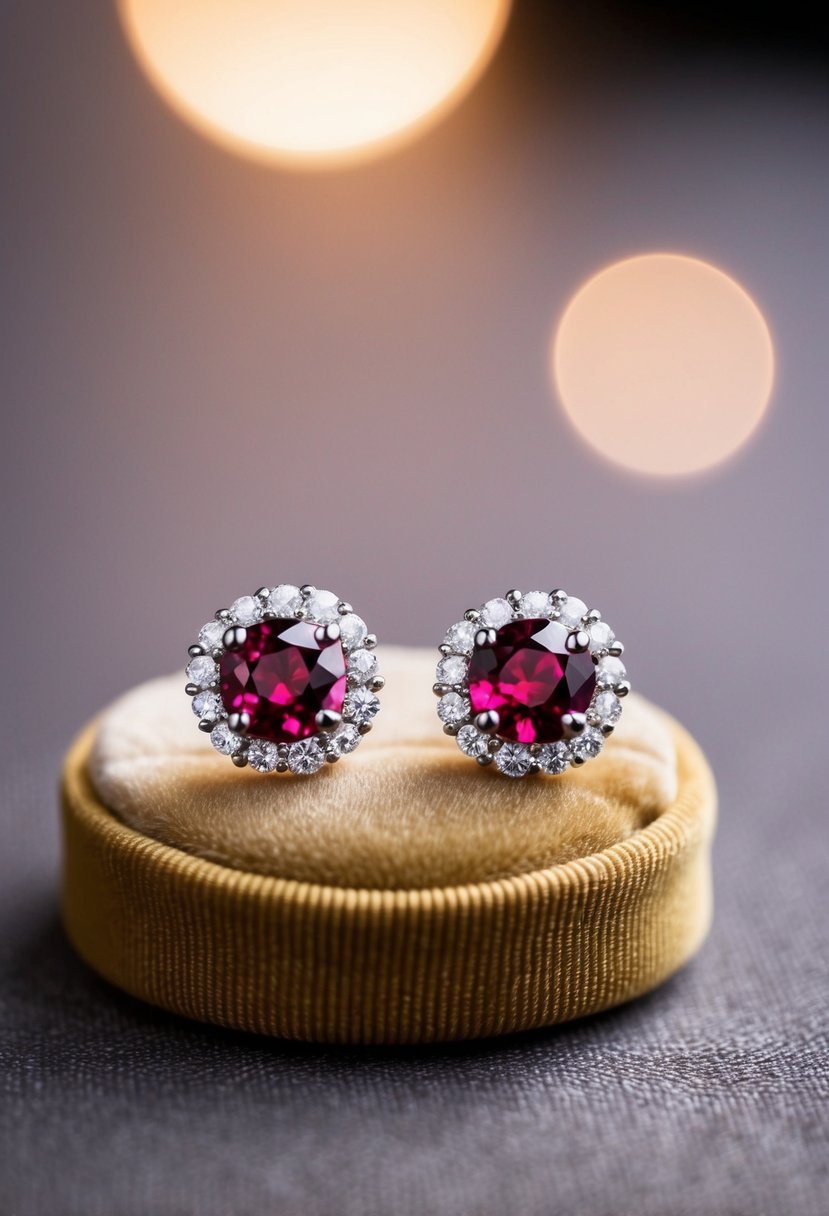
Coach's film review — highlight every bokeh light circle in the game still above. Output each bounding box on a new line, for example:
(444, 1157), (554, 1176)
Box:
(118, 0), (511, 167)
(552, 254), (775, 477)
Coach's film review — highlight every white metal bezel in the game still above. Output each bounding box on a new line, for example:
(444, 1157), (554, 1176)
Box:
(434, 589), (629, 778)
(185, 584), (382, 776)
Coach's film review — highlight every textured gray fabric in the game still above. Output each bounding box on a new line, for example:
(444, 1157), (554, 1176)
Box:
(0, 728), (826, 1216)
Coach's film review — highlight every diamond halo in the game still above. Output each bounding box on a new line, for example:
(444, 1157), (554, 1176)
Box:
(186, 584), (383, 775)
(435, 588), (630, 778)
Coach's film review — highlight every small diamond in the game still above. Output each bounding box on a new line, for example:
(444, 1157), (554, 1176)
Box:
(538, 742), (570, 775)
(304, 589), (340, 623)
(571, 727), (603, 762)
(593, 691), (622, 726)
(437, 691), (470, 727)
(198, 620), (226, 652)
(268, 584), (302, 616)
(443, 620), (476, 654)
(348, 648), (377, 684)
(288, 738), (325, 774)
(520, 591), (552, 618)
(436, 655), (467, 685)
(186, 655), (218, 688)
(247, 739), (279, 772)
(558, 597), (587, 628)
(346, 687), (380, 726)
(338, 613), (367, 650)
(457, 724), (489, 759)
(480, 598), (513, 629)
(328, 722), (361, 757)
(191, 690), (221, 720)
(495, 742), (533, 778)
(596, 656), (627, 689)
(210, 722), (241, 755)
(231, 595), (260, 626)
(588, 620), (615, 653)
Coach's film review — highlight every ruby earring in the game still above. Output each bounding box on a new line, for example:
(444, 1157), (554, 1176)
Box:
(434, 588), (629, 777)
(185, 584), (383, 775)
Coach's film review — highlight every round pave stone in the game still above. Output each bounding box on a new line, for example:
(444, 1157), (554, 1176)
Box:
(494, 742), (533, 778)
(467, 618), (596, 745)
(558, 596), (587, 628)
(269, 584), (302, 616)
(436, 654), (467, 685)
(186, 655), (218, 689)
(288, 738), (325, 775)
(230, 595), (260, 626)
(480, 598), (513, 629)
(219, 618), (346, 745)
(338, 613), (367, 650)
(198, 619), (226, 653)
(191, 690), (221, 720)
(304, 588), (340, 623)
(596, 656), (627, 689)
(443, 620), (477, 654)
(247, 739), (279, 772)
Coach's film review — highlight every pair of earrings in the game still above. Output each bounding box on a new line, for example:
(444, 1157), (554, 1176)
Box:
(185, 583), (629, 779)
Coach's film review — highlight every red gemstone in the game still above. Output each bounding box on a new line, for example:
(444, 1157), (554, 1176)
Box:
(467, 618), (595, 745)
(219, 619), (346, 744)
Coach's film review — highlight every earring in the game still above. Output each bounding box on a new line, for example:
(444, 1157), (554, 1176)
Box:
(434, 589), (629, 778)
(185, 584), (383, 775)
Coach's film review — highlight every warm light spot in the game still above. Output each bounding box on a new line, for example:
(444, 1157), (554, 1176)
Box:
(118, 0), (511, 167)
(552, 254), (774, 477)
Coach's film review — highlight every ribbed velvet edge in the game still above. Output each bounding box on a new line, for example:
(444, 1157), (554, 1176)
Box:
(61, 720), (716, 1044)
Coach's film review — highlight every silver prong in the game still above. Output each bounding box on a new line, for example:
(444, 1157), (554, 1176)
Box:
(337, 601), (353, 616)
(215, 609), (231, 622)
(551, 589), (567, 606)
(571, 754), (586, 766)
(185, 683), (199, 697)
(325, 752), (340, 764)
(439, 643), (452, 657)
(475, 710), (500, 734)
(276, 760), (289, 772)
(198, 718), (213, 732)
(369, 675), (385, 692)
(223, 626), (247, 651)
(583, 609), (601, 625)
(566, 629), (590, 654)
(294, 607), (307, 619)
(609, 640), (625, 657)
(443, 723), (460, 736)
(561, 712), (586, 737)
(300, 584), (315, 599)
(255, 586), (270, 600)
(315, 708), (342, 731)
(529, 762), (540, 775)
(506, 589), (522, 607)
(488, 737), (502, 754)
(600, 723), (615, 737)
(615, 680), (631, 698)
(433, 682), (449, 697)
(476, 754), (493, 766)
(464, 609), (481, 623)
(188, 644), (205, 658)
(364, 634), (377, 649)
(315, 622), (341, 644)
(475, 628), (497, 648)
(231, 753), (248, 768)
(227, 711), (250, 732)
(357, 722), (373, 735)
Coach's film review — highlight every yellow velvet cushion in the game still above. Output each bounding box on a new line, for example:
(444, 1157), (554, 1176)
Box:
(61, 647), (716, 1044)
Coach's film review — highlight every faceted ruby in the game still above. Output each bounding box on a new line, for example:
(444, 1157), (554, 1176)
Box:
(219, 618), (346, 744)
(467, 618), (596, 745)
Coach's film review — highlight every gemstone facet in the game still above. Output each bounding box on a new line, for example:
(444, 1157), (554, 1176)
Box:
(467, 618), (596, 745)
(219, 618), (346, 745)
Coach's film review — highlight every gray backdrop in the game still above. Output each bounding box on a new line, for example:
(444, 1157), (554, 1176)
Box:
(1, 2), (827, 1213)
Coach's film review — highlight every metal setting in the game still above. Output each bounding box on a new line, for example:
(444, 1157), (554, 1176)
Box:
(185, 583), (382, 776)
(435, 588), (629, 778)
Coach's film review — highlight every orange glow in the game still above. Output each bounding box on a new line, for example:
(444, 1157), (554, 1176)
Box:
(118, 0), (511, 167)
(551, 254), (775, 477)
